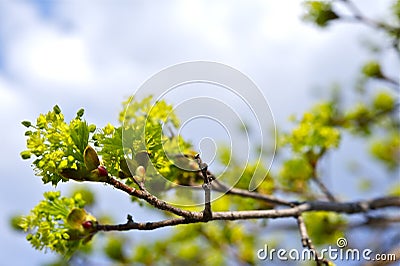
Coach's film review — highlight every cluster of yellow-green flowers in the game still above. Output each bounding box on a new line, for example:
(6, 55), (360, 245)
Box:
(18, 191), (96, 258)
(20, 106), (96, 185)
(283, 102), (341, 155)
(303, 1), (339, 27)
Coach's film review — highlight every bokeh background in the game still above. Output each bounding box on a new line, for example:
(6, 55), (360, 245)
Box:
(0, 0), (397, 265)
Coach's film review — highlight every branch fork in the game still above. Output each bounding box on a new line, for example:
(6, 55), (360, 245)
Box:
(194, 154), (213, 221)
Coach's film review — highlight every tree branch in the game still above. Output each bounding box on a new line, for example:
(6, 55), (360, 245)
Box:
(104, 176), (201, 219)
(212, 179), (294, 206)
(379, 74), (400, 89)
(97, 215), (188, 231)
(195, 154), (213, 220)
(96, 196), (400, 232)
(175, 153), (294, 206)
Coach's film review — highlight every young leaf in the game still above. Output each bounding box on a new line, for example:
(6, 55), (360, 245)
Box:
(84, 145), (100, 171)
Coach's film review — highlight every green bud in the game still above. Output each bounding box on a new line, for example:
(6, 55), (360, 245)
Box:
(76, 108), (85, 118)
(26, 234), (33, 241)
(20, 150), (31, 160)
(304, 1), (339, 27)
(10, 215), (25, 231)
(53, 105), (62, 114)
(21, 121), (32, 128)
(362, 61), (383, 78)
(373, 92), (395, 111)
(135, 166), (146, 177)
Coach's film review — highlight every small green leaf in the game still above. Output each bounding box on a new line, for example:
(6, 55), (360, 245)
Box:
(67, 208), (87, 229)
(84, 146), (100, 171)
(22, 121), (32, 128)
(119, 158), (135, 178)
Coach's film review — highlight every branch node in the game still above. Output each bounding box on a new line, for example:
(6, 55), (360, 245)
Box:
(195, 154), (213, 220)
(127, 214), (134, 224)
(358, 201), (369, 212)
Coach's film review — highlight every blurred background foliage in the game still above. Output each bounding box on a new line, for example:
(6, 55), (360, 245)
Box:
(11, 1), (400, 265)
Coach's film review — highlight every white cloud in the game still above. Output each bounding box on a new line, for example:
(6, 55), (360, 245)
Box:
(0, 77), (19, 108)
(11, 31), (94, 84)
(174, 0), (233, 51)
(1, 2), (93, 86)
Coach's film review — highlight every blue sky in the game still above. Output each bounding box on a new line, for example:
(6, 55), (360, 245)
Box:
(0, 0), (398, 265)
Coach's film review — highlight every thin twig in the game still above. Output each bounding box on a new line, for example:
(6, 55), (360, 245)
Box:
(178, 155), (305, 206)
(380, 74), (400, 89)
(202, 183), (212, 220)
(176, 153), (292, 206)
(212, 179), (294, 206)
(194, 154), (213, 220)
(338, 0), (400, 58)
(312, 176), (337, 202)
(296, 215), (330, 265)
(339, 0), (397, 31)
(311, 157), (337, 202)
